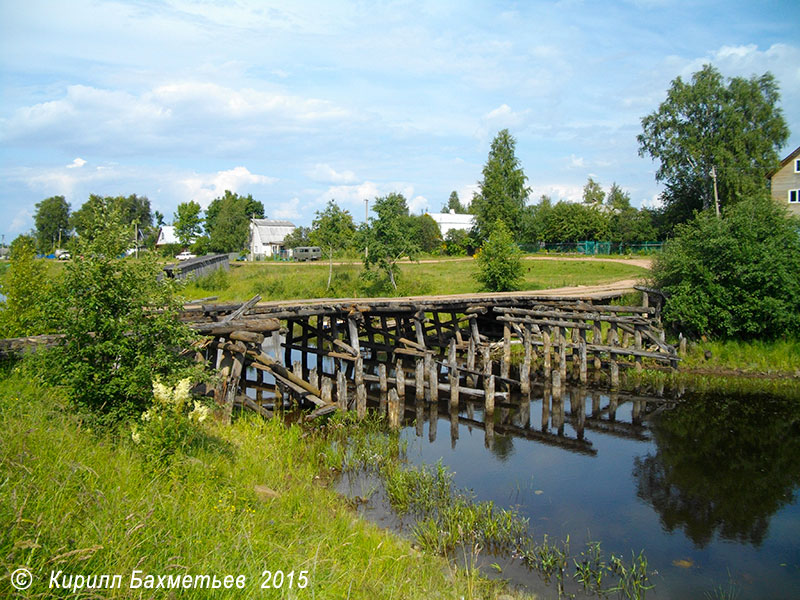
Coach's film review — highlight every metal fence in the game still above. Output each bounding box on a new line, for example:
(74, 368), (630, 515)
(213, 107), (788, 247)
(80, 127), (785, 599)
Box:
(518, 241), (663, 255)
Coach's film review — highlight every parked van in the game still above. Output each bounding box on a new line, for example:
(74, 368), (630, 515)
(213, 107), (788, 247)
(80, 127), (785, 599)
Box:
(293, 246), (322, 261)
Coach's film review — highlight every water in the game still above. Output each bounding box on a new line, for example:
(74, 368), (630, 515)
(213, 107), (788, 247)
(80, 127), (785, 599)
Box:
(354, 384), (800, 599)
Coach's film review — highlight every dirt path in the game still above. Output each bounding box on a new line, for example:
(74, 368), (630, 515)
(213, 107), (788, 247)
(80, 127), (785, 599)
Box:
(251, 255), (654, 269)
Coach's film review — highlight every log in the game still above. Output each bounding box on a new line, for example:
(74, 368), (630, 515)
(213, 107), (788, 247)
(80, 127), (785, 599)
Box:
(192, 318), (280, 336)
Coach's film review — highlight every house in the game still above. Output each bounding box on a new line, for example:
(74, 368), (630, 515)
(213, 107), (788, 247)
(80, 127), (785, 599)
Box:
(426, 210), (475, 237)
(769, 145), (800, 217)
(155, 225), (180, 247)
(249, 218), (296, 259)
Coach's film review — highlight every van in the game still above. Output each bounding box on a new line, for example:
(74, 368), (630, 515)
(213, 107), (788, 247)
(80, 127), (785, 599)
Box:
(293, 246), (322, 261)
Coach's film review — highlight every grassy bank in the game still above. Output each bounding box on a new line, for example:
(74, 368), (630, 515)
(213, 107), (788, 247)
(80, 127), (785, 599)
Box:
(182, 259), (648, 302)
(0, 367), (525, 599)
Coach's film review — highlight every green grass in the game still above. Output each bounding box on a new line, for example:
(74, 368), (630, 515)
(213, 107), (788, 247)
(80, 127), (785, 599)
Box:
(679, 338), (800, 375)
(0, 368), (524, 599)
(181, 259), (648, 302)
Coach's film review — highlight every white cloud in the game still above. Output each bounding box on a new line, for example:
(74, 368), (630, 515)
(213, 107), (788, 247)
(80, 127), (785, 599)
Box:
(408, 195), (429, 214)
(306, 163), (358, 184)
(67, 157), (86, 169)
(179, 166), (277, 207)
(531, 183), (584, 203)
(273, 197), (301, 220)
(569, 154), (585, 168)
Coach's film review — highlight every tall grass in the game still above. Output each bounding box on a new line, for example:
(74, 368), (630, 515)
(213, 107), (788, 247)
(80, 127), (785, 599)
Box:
(0, 370), (521, 599)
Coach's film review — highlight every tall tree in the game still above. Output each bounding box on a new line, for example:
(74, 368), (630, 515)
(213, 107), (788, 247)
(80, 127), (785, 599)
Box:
(33, 195), (71, 253)
(606, 183), (632, 212)
(638, 64), (788, 224)
(475, 219), (523, 292)
(582, 177), (605, 206)
(471, 129), (530, 240)
(173, 201), (203, 247)
(154, 211), (166, 227)
(71, 194), (151, 239)
(310, 200), (356, 289)
(361, 193), (418, 290)
(441, 190), (467, 214)
(205, 191), (265, 253)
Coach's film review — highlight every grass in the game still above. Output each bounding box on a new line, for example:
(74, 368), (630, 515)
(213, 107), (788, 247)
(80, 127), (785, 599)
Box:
(679, 338), (800, 376)
(0, 366), (528, 599)
(181, 259), (648, 302)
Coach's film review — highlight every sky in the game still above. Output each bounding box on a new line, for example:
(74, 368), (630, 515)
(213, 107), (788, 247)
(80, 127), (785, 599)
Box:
(1, 0), (799, 239)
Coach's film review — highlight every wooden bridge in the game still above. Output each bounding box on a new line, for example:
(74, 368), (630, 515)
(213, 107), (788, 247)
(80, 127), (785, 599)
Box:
(183, 288), (679, 424)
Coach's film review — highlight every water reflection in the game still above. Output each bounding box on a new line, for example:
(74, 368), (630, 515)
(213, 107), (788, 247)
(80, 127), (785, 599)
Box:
(633, 391), (800, 548)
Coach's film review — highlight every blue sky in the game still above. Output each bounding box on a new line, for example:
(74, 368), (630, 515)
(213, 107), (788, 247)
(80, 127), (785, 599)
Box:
(1, 0), (798, 238)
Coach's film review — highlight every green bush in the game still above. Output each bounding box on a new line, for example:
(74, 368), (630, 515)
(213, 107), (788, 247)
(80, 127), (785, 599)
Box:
(652, 196), (800, 339)
(474, 220), (523, 292)
(48, 203), (201, 421)
(0, 236), (56, 337)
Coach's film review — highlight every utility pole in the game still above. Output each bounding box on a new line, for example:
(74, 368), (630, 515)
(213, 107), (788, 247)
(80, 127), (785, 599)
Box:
(711, 165), (720, 218)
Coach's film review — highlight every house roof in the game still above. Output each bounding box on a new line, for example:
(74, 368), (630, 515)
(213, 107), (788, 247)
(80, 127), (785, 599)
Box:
(156, 225), (179, 246)
(770, 145), (800, 178)
(251, 219), (296, 244)
(426, 211), (475, 232)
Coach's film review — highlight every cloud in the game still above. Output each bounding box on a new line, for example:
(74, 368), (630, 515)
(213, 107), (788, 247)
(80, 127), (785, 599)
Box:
(67, 157), (86, 169)
(408, 195), (429, 214)
(477, 104), (531, 139)
(178, 166), (277, 207)
(306, 163), (358, 184)
(569, 154), (585, 168)
(272, 197), (301, 220)
(1, 82), (354, 156)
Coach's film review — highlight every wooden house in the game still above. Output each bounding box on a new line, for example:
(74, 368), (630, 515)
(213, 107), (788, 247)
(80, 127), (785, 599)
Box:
(769, 145), (800, 217)
(249, 218), (296, 260)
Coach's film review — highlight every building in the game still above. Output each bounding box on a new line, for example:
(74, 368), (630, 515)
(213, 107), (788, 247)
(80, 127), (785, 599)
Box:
(249, 218), (296, 259)
(426, 210), (475, 237)
(155, 225), (180, 247)
(769, 145), (800, 217)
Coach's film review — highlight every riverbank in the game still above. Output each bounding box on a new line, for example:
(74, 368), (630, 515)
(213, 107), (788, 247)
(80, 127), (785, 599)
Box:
(0, 367), (528, 599)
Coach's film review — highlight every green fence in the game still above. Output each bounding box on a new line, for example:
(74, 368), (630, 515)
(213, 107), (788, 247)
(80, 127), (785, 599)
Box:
(518, 241), (663, 255)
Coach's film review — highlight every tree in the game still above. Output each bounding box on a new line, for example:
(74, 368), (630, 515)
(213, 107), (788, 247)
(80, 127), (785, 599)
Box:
(475, 220), (523, 292)
(33, 195), (72, 253)
(443, 228), (470, 256)
(71, 194), (152, 239)
(205, 191), (264, 253)
(310, 200), (356, 289)
(154, 211), (166, 227)
(361, 193), (419, 290)
(441, 190), (467, 214)
(651, 196), (800, 339)
(471, 129), (530, 240)
(173, 201), (203, 247)
(410, 214), (443, 254)
(606, 183), (631, 212)
(282, 226), (311, 249)
(543, 201), (610, 243)
(519, 195), (553, 245)
(638, 64), (789, 225)
(582, 177), (605, 206)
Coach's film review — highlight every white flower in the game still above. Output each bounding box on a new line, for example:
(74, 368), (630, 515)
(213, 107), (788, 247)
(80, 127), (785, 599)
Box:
(131, 429), (141, 444)
(189, 401), (210, 424)
(152, 381), (172, 406)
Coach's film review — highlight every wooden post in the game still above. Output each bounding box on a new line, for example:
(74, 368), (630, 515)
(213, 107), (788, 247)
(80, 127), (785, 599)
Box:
(321, 377), (332, 404)
(378, 363), (388, 396)
(309, 367), (319, 391)
(466, 336), (476, 387)
(559, 327), (567, 383)
(608, 328), (619, 388)
(541, 380), (551, 431)
(481, 344), (491, 385)
(428, 401), (437, 443)
(337, 369), (348, 410)
(284, 319), (294, 367)
(428, 357), (439, 403)
(593, 320), (602, 370)
(679, 336), (687, 356)
(484, 374), (495, 417)
(501, 323), (511, 379)
(292, 360), (303, 379)
(521, 324), (532, 394)
(316, 315), (324, 375)
(395, 358), (405, 399)
(415, 357), (425, 401)
(355, 356), (366, 419)
(579, 329), (588, 384)
(574, 386), (586, 440)
(448, 339), (459, 409)
(634, 325), (643, 373)
(552, 363), (562, 401)
(543, 329), (552, 377)
(449, 405), (459, 448)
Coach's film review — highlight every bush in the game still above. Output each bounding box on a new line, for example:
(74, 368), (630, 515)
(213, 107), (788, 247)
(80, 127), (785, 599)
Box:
(474, 220), (523, 292)
(0, 236), (56, 337)
(651, 196), (800, 339)
(49, 203), (201, 421)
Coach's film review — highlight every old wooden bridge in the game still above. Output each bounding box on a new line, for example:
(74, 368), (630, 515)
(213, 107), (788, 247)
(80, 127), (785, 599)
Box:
(185, 288), (679, 425)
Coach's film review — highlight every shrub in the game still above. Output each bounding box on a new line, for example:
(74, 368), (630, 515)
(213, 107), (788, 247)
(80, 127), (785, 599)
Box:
(474, 220), (523, 292)
(651, 196), (800, 339)
(49, 202), (201, 421)
(0, 235), (56, 337)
